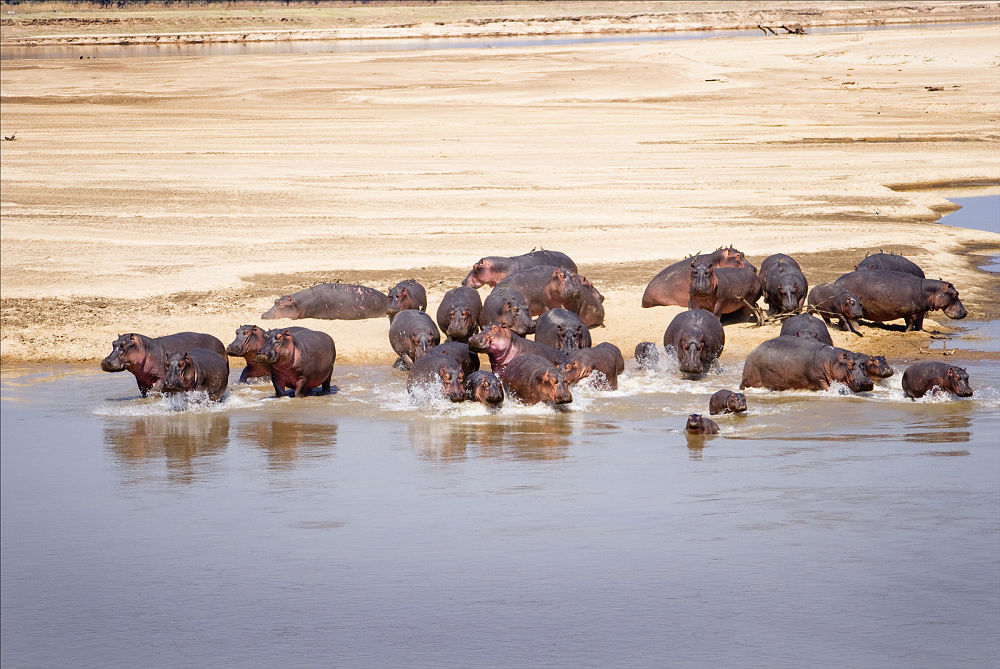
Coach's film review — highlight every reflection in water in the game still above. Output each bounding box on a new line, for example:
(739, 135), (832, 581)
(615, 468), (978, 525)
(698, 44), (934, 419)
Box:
(903, 410), (973, 444)
(104, 413), (230, 484)
(235, 419), (338, 470)
(409, 415), (574, 462)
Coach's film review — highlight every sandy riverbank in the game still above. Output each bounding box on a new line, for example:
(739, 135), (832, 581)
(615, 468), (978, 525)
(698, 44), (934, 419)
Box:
(2, 8), (999, 369)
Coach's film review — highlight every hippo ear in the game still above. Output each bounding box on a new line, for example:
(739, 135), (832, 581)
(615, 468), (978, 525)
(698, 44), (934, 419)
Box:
(283, 329), (292, 337)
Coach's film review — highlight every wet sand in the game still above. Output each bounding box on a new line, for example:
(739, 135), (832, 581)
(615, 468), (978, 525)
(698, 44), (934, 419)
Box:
(2, 7), (999, 365)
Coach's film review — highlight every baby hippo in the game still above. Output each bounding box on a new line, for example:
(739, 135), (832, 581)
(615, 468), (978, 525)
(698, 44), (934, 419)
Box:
(162, 349), (230, 402)
(685, 414), (720, 435)
(902, 362), (973, 399)
(634, 341), (660, 370)
(465, 370), (504, 405)
(561, 342), (625, 390)
(860, 354), (894, 381)
(407, 352), (466, 403)
(709, 389), (747, 415)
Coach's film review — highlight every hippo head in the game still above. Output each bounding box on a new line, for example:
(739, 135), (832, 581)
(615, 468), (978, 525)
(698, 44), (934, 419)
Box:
(468, 322), (513, 356)
(101, 333), (141, 373)
(444, 305), (477, 341)
(727, 392), (748, 413)
(676, 330), (708, 375)
(689, 263), (717, 298)
(685, 413), (718, 435)
(387, 282), (421, 319)
(634, 341), (660, 370)
(163, 351), (195, 393)
(498, 299), (535, 336)
(842, 293), (864, 320)
(554, 322), (586, 351)
(718, 246), (756, 273)
(261, 295), (298, 320)
(410, 332), (437, 363)
(943, 365), (973, 397)
(777, 277), (805, 312)
(551, 268), (581, 302)
(466, 372), (504, 405)
(561, 358), (588, 385)
(462, 258), (494, 288)
(837, 351), (874, 392)
(227, 325), (265, 357)
(540, 367), (573, 405)
(863, 354), (894, 380)
(932, 282), (967, 320)
(256, 329), (295, 365)
(433, 363), (466, 403)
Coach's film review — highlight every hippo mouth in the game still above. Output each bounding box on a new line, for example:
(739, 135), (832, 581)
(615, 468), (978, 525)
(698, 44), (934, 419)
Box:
(100, 356), (126, 372)
(255, 353), (278, 364)
(849, 377), (875, 393)
(944, 302), (968, 319)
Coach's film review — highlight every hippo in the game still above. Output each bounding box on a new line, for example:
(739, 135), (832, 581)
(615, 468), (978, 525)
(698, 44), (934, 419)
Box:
(262, 283), (388, 320)
(436, 286), (483, 342)
(534, 308), (591, 351)
(101, 331), (226, 397)
(634, 341), (660, 369)
(256, 327), (337, 397)
(855, 252), (925, 278)
(462, 250), (578, 288)
(468, 322), (568, 376)
(807, 283), (864, 336)
(465, 370), (504, 405)
(388, 309), (441, 370)
(226, 325), (308, 383)
(492, 265), (581, 317)
(779, 313), (833, 346)
(386, 280), (427, 322)
(641, 246), (756, 308)
(685, 414), (720, 435)
(688, 263), (763, 319)
(709, 389), (747, 415)
(499, 354), (573, 406)
(478, 288), (536, 336)
(561, 342), (625, 390)
(563, 275), (605, 328)
(902, 362), (973, 399)
(740, 336), (874, 392)
(858, 354), (894, 381)
(759, 253), (808, 314)
(162, 349), (230, 402)
(834, 270), (967, 332)
(426, 341), (480, 377)
(406, 352), (467, 403)
(663, 309), (726, 375)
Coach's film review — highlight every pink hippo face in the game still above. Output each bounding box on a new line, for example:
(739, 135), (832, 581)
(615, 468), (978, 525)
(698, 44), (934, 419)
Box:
(261, 295), (299, 320)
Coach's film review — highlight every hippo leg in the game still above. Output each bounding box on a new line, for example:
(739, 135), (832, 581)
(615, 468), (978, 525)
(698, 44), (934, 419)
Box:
(149, 379), (166, 395)
(322, 373), (332, 394)
(271, 376), (285, 398)
(238, 367), (252, 384)
(845, 318), (863, 337)
(393, 355), (412, 371)
(294, 378), (311, 398)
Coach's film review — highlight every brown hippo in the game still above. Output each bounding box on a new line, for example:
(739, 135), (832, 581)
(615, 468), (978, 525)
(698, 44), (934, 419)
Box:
(465, 370), (504, 405)
(779, 313), (833, 346)
(256, 327), (336, 397)
(902, 362), (973, 399)
(101, 331), (226, 397)
(633, 341), (660, 369)
(262, 283), (388, 320)
(685, 414), (720, 435)
(478, 288), (536, 336)
(500, 354), (573, 406)
(563, 275), (606, 328)
(641, 246), (755, 308)
(740, 336), (874, 392)
(388, 309), (441, 370)
(436, 286), (483, 343)
(426, 341), (480, 377)
(462, 250), (578, 288)
(663, 309), (726, 376)
(561, 342), (625, 390)
(807, 283), (864, 336)
(406, 352), (467, 403)
(162, 349), (230, 402)
(834, 270), (967, 332)
(226, 325), (308, 383)
(855, 252), (925, 278)
(859, 354), (894, 381)
(492, 265), (581, 317)
(688, 263), (763, 319)
(534, 308), (591, 351)
(468, 322), (568, 376)
(709, 389), (747, 415)
(386, 280), (427, 322)
(759, 253), (808, 314)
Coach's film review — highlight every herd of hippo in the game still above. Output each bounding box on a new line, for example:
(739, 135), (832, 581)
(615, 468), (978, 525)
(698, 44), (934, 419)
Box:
(100, 247), (975, 432)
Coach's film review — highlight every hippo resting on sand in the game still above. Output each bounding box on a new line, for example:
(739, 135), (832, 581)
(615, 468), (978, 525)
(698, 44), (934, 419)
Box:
(740, 336), (873, 393)
(101, 331), (226, 397)
(463, 250), (578, 288)
(902, 362), (973, 399)
(262, 283), (388, 320)
(834, 270), (966, 332)
(855, 252), (925, 278)
(641, 246), (756, 308)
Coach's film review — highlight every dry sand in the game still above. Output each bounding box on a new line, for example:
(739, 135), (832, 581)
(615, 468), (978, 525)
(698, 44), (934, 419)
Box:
(2, 5), (999, 370)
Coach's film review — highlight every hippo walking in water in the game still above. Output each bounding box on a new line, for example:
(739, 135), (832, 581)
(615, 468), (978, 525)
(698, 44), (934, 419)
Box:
(709, 390), (747, 415)
(388, 310), (441, 370)
(740, 336), (873, 393)
(688, 263), (763, 319)
(101, 331), (226, 397)
(534, 308), (591, 351)
(463, 250), (578, 288)
(685, 414), (720, 435)
(465, 370), (504, 405)
(436, 286), (482, 343)
(226, 325), (307, 383)
(835, 270), (967, 332)
(468, 322), (567, 376)
(426, 342), (480, 377)
(500, 354), (573, 406)
(759, 253), (808, 314)
(779, 313), (833, 346)
(663, 309), (726, 376)
(808, 283), (864, 336)
(859, 354), (894, 381)
(386, 280), (427, 322)
(262, 283), (388, 320)
(633, 341), (660, 369)
(855, 252), (925, 278)
(561, 342), (625, 390)
(902, 362), (973, 399)
(407, 352), (467, 403)
(163, 349), (230, 402)
(256, 327), (336, 397)
(641, 246), (755, 308)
